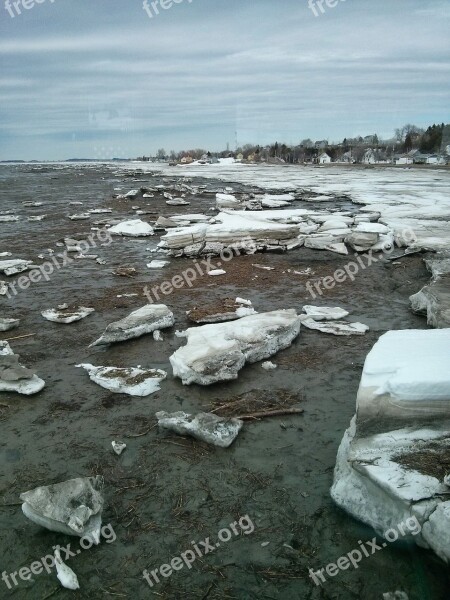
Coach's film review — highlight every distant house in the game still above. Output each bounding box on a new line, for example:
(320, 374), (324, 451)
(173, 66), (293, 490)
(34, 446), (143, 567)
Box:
(236, 153), (244, 161)
(396, 155), (413, 165)
(180, 156), (193, 164)
(363, 148), (388, 164)
(364, 135), (376, 144)
(338, 151), (355, 164)
(426, 154), (447, 165)
(315, 140), (328, 150)
(318, 152), (332, 164)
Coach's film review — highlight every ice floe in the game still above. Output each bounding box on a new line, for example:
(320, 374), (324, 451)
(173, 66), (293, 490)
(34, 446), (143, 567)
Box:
(108, 219), (154, 237)
(410, 254), (450, 328)
(0, 341), (45, 395)
(112, 441), (127, 455)
(0, 259), (33, 276)
(156, 411), (243, 447)
(42, 307), (95, 323)
(90, 304), (174, 346)
(331, 329), (450, 564)
(300, 317), (369, 336)
(147, 260), (170, 269)
(21, 476), (104, 540)
(170, 309), (301, 385)
(76, 364), (167, 396)
(302, 306), (350, 321)
(0, 317), (19, 331)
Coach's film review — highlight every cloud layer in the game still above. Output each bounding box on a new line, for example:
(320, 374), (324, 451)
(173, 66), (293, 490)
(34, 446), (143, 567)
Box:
(0, 0), (449, 159)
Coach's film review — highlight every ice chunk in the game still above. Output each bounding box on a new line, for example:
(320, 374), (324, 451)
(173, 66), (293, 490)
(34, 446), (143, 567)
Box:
(55, 548), (80, 590)
(112, 441), (127, 455)
(170, 309), (301, 385)
(302, 306), (350, 321)
(41, 307), (95, 324)
(90, 304), (174, 346)
(21, 476), (104, 539)
(147, 260), (169, 269)
(76, 364), (167, 396)
(109, 219), (154, 237)
(300, 317), (368, 336)
(0, 341), (45, 395)
(0, 317), (19, 331)
(156, 411), (243, 448)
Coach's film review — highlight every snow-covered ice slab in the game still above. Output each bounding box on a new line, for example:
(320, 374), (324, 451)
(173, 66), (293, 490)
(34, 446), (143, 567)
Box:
(21, 476), (104, 540)
(109, 219), (154, 237)
(331, 329), (450, 564)
(77, 364), (167, 396)
(356, 329), (450, 429)
(302, 306), (349, 321)
(41, 307), (95, 324)
(0, 341), (45, 395)
(90, 304), (174, 346)
(156, 411), (243, 448)
(410, 255), (450, 328)
(170, 309), (301, 385)
(300, 316), (368, 336)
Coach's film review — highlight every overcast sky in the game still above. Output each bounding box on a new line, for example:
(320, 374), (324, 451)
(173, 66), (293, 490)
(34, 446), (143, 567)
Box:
(0, 0), (449, 159)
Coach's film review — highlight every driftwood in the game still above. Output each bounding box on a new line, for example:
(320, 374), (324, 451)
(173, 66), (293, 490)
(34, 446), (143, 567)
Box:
(237, 408), (304, 420)
(4, 333), (35, 341)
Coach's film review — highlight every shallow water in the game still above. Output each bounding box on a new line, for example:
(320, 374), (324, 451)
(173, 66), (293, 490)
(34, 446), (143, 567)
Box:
(0, 163), (448, 600)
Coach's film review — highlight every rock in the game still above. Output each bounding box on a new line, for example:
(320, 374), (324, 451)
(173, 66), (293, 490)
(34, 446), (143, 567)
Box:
(108, 219), (154, 237)
(410, 255), (450, 328)
(20, 476), (104, 539)
(76, 364), (167, 396)
(112, 441), (126, 455)
(156, 411), (243, 448)
(302, 306), (350, 321)
(300, 317), (369, 336)
(170, 309), (301, 385)
(41, 307), (95, 324)
(55, 548), (80, 590)
(0, 341), (45, 395)
(382, 593), (409, 600)
(0, 317), (19, 331)
(90, 304), (174, 346)
(331, 329), (450, 564)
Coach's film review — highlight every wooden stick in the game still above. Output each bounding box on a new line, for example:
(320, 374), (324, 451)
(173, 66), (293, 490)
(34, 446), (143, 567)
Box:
(3, 333), (35, 341)
(237, 408), (304, 420)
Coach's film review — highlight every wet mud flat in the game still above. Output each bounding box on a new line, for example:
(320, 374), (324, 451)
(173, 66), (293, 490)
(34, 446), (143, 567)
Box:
(0, 164), (449, 600)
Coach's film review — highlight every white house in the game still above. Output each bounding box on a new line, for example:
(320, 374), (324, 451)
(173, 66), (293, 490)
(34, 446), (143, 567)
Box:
(318, 152), (332, 164)
(396, 156), (413, 165)
(338, 151), (355, 164)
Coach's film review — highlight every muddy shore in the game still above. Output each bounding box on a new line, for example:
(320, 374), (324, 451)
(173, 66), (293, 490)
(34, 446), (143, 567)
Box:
(0, 164), (449, 600)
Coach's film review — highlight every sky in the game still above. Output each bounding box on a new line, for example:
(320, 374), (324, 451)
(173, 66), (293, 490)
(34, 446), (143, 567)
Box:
(0, 0), (449, 160)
